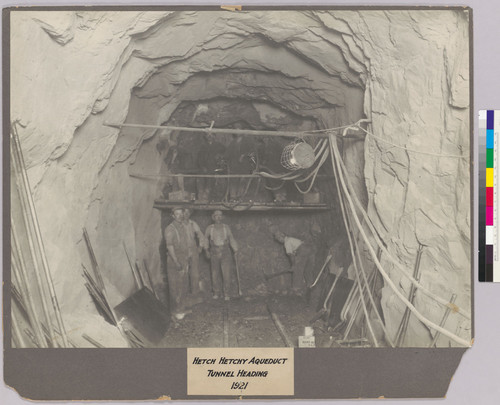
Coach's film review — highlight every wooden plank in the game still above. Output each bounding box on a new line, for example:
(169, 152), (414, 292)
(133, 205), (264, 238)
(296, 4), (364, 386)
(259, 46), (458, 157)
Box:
(153, 200), (330, 212)
(267, 304), (294, 347)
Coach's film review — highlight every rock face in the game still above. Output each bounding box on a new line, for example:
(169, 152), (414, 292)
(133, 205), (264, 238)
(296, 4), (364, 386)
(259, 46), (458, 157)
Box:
(10, 9), (471, 346)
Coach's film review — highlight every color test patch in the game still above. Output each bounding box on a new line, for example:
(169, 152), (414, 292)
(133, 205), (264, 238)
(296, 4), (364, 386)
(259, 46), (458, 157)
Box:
(479, 110), (499, 281)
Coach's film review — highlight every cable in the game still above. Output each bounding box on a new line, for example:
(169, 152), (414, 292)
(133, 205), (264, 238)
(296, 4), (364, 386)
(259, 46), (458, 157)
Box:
(334, 137), (470, 321)
(356, 126), (466, 159)
(329, 135), (379, 347)
(330, 135), (470, 346)
(294, 146), (330, 194)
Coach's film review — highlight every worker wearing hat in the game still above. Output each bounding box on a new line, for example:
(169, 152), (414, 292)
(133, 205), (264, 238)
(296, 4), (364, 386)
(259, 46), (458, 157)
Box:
(164, 207), (190, 320)
(204, 210), (239, 300)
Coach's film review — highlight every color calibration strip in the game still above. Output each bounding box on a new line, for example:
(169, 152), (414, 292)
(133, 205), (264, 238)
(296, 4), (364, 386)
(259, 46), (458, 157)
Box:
(480, 110), (499, 281)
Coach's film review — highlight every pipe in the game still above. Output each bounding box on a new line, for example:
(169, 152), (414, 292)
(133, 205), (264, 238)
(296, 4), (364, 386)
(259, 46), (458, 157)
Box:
(329, 136), (378, 347)
(342, 272), (376, 341)
(11, 124), (69, 347)
(429, 294), (458, 348)
(123, 242), (141, 291)
(11, 224), (47, 347)
(11, 138), (56, 346)
(104, 121), (366, 139)
(332, 133), (470, 321)
(83, 228), (106, 291)
(82, 334), (105, 348)
(143, 259), (158, 299)
(330, 136), (470, 347)
(395, 244), (424, 346)
(11, 308), (28, 348)
(350, 218), (395, 347)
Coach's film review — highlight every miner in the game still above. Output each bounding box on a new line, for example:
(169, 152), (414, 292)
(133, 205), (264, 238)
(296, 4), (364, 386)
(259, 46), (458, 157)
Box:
(204, 210), (239, 300)
(164, 207), (190, 320)
(183, 208), (208, 299)
(273, 230), (315, 295)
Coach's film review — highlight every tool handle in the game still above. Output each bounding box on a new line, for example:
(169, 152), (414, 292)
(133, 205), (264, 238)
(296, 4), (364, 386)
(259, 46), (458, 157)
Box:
(310, 254), (333, 288)
(234, 252), (243, 296)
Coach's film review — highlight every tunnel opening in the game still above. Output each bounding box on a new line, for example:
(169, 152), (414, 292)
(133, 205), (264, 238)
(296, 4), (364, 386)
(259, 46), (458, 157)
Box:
(110, 50), (369, 347)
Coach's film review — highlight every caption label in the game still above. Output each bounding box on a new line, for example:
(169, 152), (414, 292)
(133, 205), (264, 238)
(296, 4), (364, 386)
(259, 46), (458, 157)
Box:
(187, 348), (294, 396)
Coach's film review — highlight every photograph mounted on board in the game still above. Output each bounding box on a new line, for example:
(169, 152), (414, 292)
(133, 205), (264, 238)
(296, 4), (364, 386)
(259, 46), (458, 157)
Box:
(7, 8), (472, 351)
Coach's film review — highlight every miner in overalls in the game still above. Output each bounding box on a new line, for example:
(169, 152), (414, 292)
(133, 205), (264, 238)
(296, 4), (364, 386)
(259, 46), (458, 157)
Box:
(204, 210), (238, 300)
(273, 231), (314, 296)
(183, 208), (208, 298)
(164, 207), (190, 320)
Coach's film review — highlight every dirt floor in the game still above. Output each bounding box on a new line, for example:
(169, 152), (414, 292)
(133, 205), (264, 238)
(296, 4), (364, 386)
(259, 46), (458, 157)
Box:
(157, 292), (344, 348)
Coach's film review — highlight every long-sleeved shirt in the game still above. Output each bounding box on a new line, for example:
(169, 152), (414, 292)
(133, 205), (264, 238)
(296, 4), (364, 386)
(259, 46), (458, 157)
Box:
(205, 224), (238, 251)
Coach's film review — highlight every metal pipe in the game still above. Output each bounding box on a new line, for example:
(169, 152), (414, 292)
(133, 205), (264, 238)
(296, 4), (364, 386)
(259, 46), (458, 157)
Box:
(104, 121), (365, 139)
(329, 135), (378, 347)
(11, 224), (47, 347)
(11, 303), (28, 348)
(123, 242), (141, 291)
(83, 228), (105, 291)
(135, 261), (145, 289)
(11, 145), (56, 347)
(11, 124), (68, 347)
(82, 334), (105, 348)
(330, 136), (470, 346)
(429, 294), (458, 348)
(11, 252), (45, 347)
(129, 172), (334, 179)
(333, 139), (470, 320)
(395, 244), (424, 346)
(142, 259), (158, 299)
(351, 228), (395, 347)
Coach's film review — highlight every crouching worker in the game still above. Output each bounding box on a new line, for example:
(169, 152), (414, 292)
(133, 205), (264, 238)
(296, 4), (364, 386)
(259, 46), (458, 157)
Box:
(273, 231), (314, 296)
(205, 210), (238, 300)
(164, 207), (190, 320)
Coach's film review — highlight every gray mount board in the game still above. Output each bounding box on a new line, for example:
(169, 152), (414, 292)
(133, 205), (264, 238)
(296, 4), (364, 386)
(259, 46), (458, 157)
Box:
(2, 4), (473, 401)
(4, 348), (466, 400)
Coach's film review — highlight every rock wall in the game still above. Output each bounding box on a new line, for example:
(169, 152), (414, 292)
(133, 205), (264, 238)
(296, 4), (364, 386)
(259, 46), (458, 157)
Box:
(11, 9), (470, 346)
